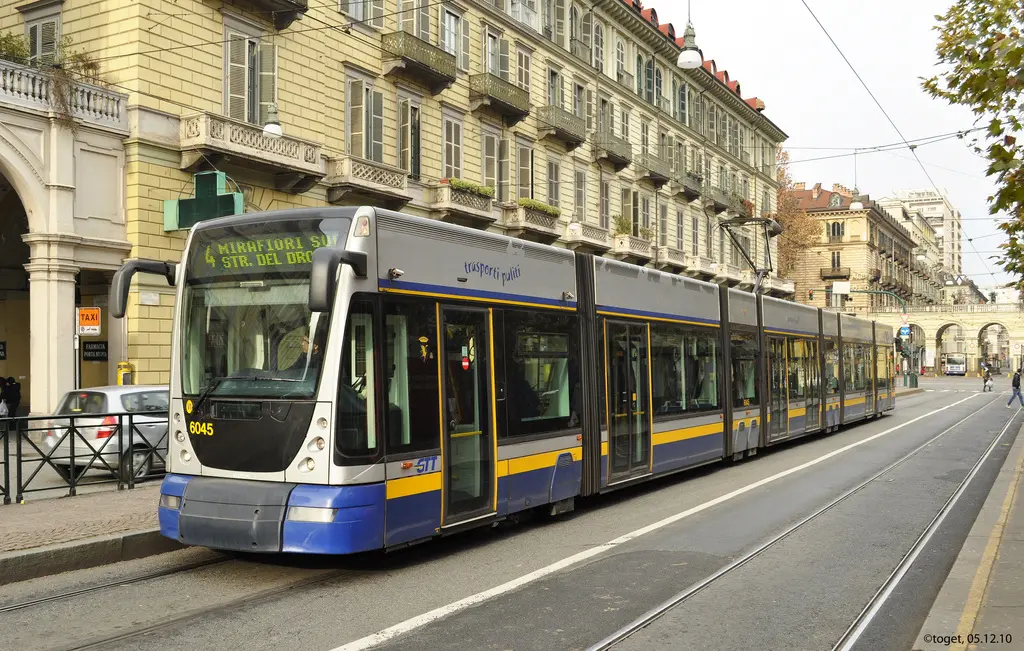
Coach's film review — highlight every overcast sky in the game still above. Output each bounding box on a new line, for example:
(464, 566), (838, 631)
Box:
(656, 0), (1010, 289)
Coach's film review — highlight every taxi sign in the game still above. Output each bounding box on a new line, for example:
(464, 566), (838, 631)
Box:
(78, 307), (101, 336)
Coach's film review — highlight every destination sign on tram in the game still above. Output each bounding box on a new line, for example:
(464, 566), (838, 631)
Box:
(189, 222), (345, 279)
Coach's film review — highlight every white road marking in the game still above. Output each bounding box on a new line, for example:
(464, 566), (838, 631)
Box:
(330, 394), (981, 651)
(925, 390), (936, 392)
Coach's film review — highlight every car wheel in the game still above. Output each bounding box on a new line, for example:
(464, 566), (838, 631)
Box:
(118, 447), (152, 481)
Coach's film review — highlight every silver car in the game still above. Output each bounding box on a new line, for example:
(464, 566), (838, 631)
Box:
(42, 386), (169, 481)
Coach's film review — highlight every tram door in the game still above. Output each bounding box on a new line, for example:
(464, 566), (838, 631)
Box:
(768, 336), (789, 440)
(805, 340), (821, 428)
(606, 322), (651, 483)
(439, 308), (496, 525)
(866, 345), (876, 415)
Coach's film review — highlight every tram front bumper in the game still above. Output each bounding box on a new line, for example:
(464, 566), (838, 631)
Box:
(157, 474), (385, 554)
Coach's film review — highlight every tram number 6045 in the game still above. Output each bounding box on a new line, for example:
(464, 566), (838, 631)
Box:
(414, 456), (439, 474)
(188, 421), (214, 436)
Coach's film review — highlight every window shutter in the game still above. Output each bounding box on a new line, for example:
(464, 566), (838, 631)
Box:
(484, 135), (496, 189)
(418, 1), (430, 41)
(498, 38), (509, 80)
(585, 89), (594, 132)
(348, 80), (364, 157)
(518, 146), (532, 199)
(575, 171), (585, 217)
(460, 16), (471, 71)
(401, 0), (415, 33)
(258, 41), (277, 126)
(620, 188), (630, 222)
(632, 192), (639, 232)
(39, 20), (58, 66)
(454, 122), (462, 177)
(371, 89), (384, 162)
(227, 34), (248, 121)
(581, 10), (592, 50)
(666, 134), (674, 168)
(371, 0), (384, 28)
(28, 24), (38, 63)
(554, 0), (566, 48)
(437, 6), (445, 47)
(498, 138), (510, 202)
(399, 99), (410, 171)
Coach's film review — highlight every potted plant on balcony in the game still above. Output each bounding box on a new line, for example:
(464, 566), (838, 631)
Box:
(445, 178), (495, 198)
(0, 32), (101, 134)
(517, 197), (561, 218)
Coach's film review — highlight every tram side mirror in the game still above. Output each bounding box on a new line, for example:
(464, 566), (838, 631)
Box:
(309, 248), (368, 312)
(110, 260), (177, 319)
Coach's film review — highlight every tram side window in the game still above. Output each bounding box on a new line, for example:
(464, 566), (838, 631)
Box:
(337, 299), (377, 458)
(650, 323), (720, 417)
(806, 340), (820, 397)
(875, 346), (888, 390)
(823, 339), (839, 394)
(502, 309), (580, 438)
(731, 332), (759, 407)
(788, 339), (806, 400)
(383, 298), (442, 455)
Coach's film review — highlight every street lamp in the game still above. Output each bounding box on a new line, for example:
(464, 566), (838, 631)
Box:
(676, 1), (702, 70)
(263, 103), (283, 139)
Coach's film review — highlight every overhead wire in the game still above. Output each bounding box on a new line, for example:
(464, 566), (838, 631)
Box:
(798, 0), (999, 283)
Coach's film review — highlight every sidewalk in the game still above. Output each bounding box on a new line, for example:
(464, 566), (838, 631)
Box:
(914, 424), (1024, 651)
(0, 483), (181, 586)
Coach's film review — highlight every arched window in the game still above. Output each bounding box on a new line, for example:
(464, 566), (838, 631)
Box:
(645, 57), (655, 102)
(636, 54), (644, 95)
(593, 22), (604, 73)
(569, 4), (580, 42)
(671, 78), (678, 117)
(678, 80), (688, 125)
(655, 66), (663, 105)
(615, 39), (625, 75)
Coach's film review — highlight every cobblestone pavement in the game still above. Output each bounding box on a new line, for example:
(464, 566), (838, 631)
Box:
(0, 485), (159, 553)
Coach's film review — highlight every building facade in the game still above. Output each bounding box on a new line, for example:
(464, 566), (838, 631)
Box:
(787, 183), (921, 312)
(887, 189), (963, 277)
(0, 0), (791, 412)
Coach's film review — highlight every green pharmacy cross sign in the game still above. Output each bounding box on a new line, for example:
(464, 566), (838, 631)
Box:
(164, 171), (244, 231)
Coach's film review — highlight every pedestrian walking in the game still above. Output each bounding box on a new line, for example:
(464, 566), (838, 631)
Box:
(1008, 369), (1024, 408)
(984, 366), (994, 392)
(1, 377), (20, 418)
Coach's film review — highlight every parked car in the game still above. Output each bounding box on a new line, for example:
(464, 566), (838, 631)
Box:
(43, 386), (169, 482)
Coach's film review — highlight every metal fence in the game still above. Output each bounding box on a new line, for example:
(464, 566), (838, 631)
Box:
(0, 411), (168, 504)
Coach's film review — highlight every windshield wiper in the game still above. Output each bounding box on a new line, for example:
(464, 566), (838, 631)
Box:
(192, 376), (230, 414)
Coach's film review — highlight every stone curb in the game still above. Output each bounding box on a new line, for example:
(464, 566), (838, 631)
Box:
(911, 423), (1024, 651)
(0, 528), (184, 587)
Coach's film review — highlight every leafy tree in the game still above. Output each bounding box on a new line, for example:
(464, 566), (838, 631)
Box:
(923, 1), (1023, 287)
(775, 147), (820, 277)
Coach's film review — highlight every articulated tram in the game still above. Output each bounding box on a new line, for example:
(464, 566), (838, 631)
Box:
(111, 206), (896, 555)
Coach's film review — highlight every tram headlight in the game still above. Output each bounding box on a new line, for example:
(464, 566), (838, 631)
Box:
(308, 437), (325, 452)
(299, 457), (315, 471)
(159, 494), (181, 510)
(317, 417), (328, 430)
(174, 430), (185, 443)
(180, 450), (192, 463)
(287, 506), (338, 523)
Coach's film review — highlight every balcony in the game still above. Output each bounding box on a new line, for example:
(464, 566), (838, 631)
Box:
(616, 68), (635, 91)
(570, 39), (591, 63)
(728, 195), (753, 218)
(325, 156), (410, 209)
(828, 234), (844, 244)
(593, 129), (632, 171)
(611, 233), (654, 264)
(430, 183), (496, 229)
(564, 221), (611, 254)
(503, 204), (561, 244)
(685, 256), (717, 279)
(470, 73), (530, 125)
(673, 171), (702, 201)
(767, 276), (796, 297)
(738, 269), (759, 290)
(242, 0), (307, 29)
(381, 32), (457, 95)
(536, 105), (587, 150)
(714, 262), (743, 286)
(654, 246), (688, 271)
(0, 59), (128, 133)
(704, 186), (730, 214)
(658, 96), (672, 114)
(821, 266), (851, 280)
(870, 267), (882, 282)
(637, 152), (672, 189)
(179, 112), (323, 194)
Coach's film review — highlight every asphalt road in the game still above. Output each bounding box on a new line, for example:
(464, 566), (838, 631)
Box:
(0, 376), (1018, 651)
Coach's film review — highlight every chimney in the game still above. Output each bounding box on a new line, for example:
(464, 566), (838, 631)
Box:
(794, 182), (805, 191)
(811, 182), (822, 199)
(832, 183), (852, 197)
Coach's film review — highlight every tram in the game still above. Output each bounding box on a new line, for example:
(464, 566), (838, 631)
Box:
(110, 207), (896, 555)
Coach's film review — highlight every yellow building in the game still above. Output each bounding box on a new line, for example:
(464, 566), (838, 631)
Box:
(0, 0), (790, 411)
(789, 183), (926, 312)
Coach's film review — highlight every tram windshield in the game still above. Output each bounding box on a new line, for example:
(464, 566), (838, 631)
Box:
(180, 217), (350, 399)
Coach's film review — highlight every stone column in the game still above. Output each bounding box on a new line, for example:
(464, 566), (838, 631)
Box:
(23, 236), (80, 414)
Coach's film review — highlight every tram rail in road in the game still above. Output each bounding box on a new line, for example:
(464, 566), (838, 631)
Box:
(330, 391), (993, 651)
(586, 397), (1021, 651)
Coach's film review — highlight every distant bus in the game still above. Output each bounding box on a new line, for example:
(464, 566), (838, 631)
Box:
(943, 353), (967, 376)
